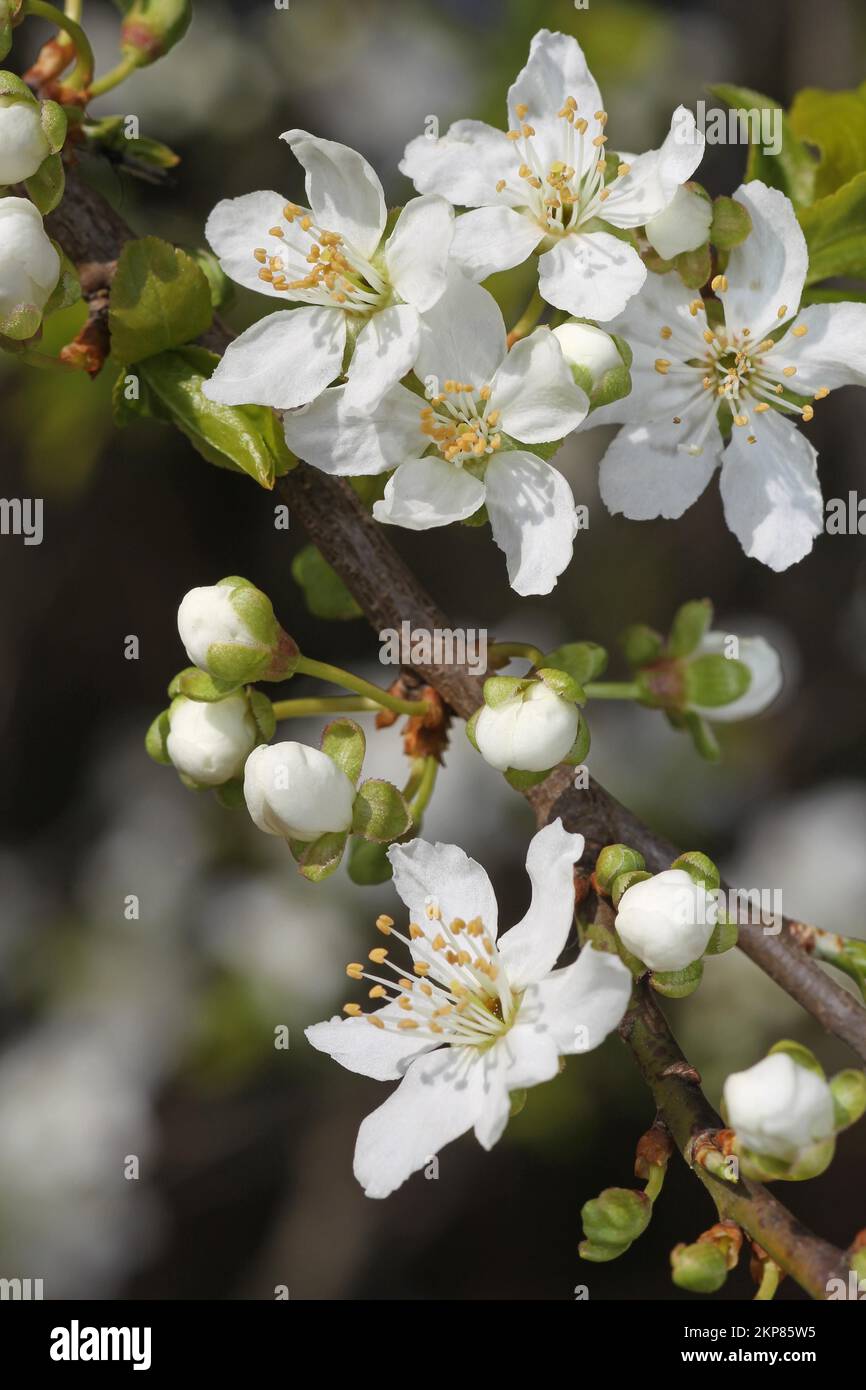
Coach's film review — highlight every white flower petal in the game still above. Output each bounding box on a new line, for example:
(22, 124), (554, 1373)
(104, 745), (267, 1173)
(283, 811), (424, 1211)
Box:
(484, 450), (577, 596)
(451, 206), (544, 282)
(399, 119), (519, 207)
(415, 270), (507, 388)
(489, 327), (588, 442)
(694, 633), (783, 722)
(538, 232), (647, 323)
(497, 820), (585, 990)
(305, 1010), (435, 1082)
(494, 1025), (561, 1092)
(723, 182), (808, 342)
(598, 418), (720, 520)
(353, 1048), (489, 1198)
(384, 195), (453, 311)
(387, 837), (499, 942)
(773, 302), (866, 393)
(526, 945), (633, 1054)
(507, 29), (602, 173)
(205, 191), (308, 298)
(373, 456), (486, 530)
(343, 304), (421, 411)
(603, 107), (705, 229)
(280, 128), (386, 259)
(645, 184), (713, 260)
(719, 409), (823, 571)
(283, 384), (425, 476)
(201, 306), (346, 410)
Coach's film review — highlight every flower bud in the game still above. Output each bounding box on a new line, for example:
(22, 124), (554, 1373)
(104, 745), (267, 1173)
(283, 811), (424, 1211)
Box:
(0, 197), (61, 340)
(0, 87), (49, 186)
(579, 1187), (651, 1261)
(615, 868), (718, 972)
(474, 679), (579, 773)
(671, 1239), (728, 1293)
(177, 576), (297, 686)
(162, 692), (257, 787)
(552, 320), (630, 408)
(722, 1052), (835, 1165)
(244, 741), (356, 843)
(121, 0), (193, 66)
(595, 843), (646, 894)
(645, 184), (713, 261)
(689, 633), (782, 722)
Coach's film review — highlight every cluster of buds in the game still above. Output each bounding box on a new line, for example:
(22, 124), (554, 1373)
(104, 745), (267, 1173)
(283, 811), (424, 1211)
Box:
(580, 1124), (674, 1264)
(722, 1041), (866, 1182)
(119, 0), (193, 68)
(0, 71), (67, 211)
(620, 598), (782, 760)
(595, 844), (736, 996)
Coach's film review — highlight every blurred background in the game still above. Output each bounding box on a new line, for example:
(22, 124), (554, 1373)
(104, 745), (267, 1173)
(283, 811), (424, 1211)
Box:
(1, 0), (866, 1301)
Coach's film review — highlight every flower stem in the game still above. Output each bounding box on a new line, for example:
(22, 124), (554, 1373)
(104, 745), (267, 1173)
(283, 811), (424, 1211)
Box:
(65, 0), (82, 19)
(89, 53), (141, 98)
(507, 287), (546, 345)
(271, 696), (382, 720)
(585, 681), (642, 701)
(22, 0), (95, 89)
(644, 1162), (667, 1204)
(488, 640), (544, 669)
(295, 655), (431, 717)
(408, 755), (438, 825)
(753, 1259), (781, 1301)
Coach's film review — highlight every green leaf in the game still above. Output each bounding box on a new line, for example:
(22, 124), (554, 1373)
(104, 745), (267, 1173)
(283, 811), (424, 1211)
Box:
(114, 347), (295, 488)
(352, 780), (412, 843)
(708, 84), (816, 207)
(799, 171), (866, 284)
(542, 641), (608, 687)
(109, 236), (213, 363)
(298, 831), (348, 883)
(789, 85), (866, 198)
(292, 545), (362, 621)
(321, 718), (366, 785)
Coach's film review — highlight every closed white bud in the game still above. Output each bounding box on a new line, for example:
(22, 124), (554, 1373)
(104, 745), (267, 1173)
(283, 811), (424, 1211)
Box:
(0, 96), (51, 185)
(645, 185), (712, 261)
(0, 197), (60, 337)
(723, 1053), (835, 1163)
(615, 868), (718, 971)
(165, 694), (257, 786)
(475, 681), (578, 773)
(244, 741), (356, 842)
(693, 632), (782, 722)
(176, 576), (295, 685)
(552, 322), (622, 388)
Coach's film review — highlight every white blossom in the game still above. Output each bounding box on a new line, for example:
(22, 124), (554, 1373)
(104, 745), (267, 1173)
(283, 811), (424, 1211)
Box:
(202, 131), (453, 412)
(244, 741), (356, 842)
(0, 197), (60, 333)
(307, 820), (632, 1198)
(593, 180), (866, 571)
(283, 270), (588, 596)
(0, 97), (51, 185)
(400, 28), (703, 322)
(475, 681), (579, 772)
(723, 1052), (835, 1163)
(165, 694), (257, 786)
(644, 184), (712, 261)
(615, 868), (718, 972)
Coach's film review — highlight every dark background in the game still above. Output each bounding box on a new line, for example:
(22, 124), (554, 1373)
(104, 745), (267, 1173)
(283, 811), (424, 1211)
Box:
(0, 0), (865, 1300)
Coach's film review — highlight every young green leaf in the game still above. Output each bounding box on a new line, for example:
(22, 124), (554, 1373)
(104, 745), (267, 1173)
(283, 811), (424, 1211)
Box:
(109, 236), (213, 362)
(292, 545), (362, 621)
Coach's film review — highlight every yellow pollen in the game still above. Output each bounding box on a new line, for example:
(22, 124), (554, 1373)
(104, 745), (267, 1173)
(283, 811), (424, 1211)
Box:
(398, 978), (414, 991)
(755, 402), (770, 413)
(792, 324), (808, 337)
(367, 1016), (384, 1030)
(253, 248), (268, 264)
(703, 330), (715, 344)
(733, 414), (749, 427)
(343, 1003), (361, 1016)
(782, 366), (797, 377)
(521, 124), (535, 138)
(450, 918), (465, 934)
(711, 274), (728, 293)
(660, 326), (672, 340)
(300, 216), (312, 231)
(575, 117), (588, 134)
(777, 304), (788, 318)
(398, 997), (412, 1011)
(690, 299), (704, 316)
(618, 162), (631, 177)
(591, 134), (607, 147)
(346, 963), (364, 980)
(747, 435), (757, 444)
(398, 1020), (419, 1030)
(369, 947), (388, 964)
(814, 387), (830, 400)
(655, 359), (671, 374)
(673, 416), (681, 424)
(409, 923), (423, 939)
(375, 914), (393, 934)
(506, 130), (521, 141)
(431, 934), (446, 951)
(414, 962), (431, 976)
(802, 404), (814, 421)
(515, 103), (529, 119)
(268, 226), (284, 239)
(495, 179), (506, 192)
(598, 188), (610, 202)
(369, 986), (386, 999)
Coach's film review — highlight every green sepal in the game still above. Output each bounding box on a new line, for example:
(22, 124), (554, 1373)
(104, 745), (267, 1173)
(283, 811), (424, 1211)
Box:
(610, 868), (652, 906)
(201, 641), (270, 686)
(670, 851), (720, 891)
(676, 243), (712, 290)
(584, 922), (620, 956)
(120, 0), (193, 65)
(291, 544), (362, 621)
(109, 236), (213, 363)
(482, 675), (525, 708)
(767, 1039), (825, 1078)
(667, 599), (712, 658)
(352, 779), (413, 844)
(24, 152), (65, 215)
(145, 709), (172, 764)
(84, 115), (182, 176)
(680, 711), (721, 762)
(671, 1241), (728, 1294)
(321, 718), (366, 785)
(249, 690), (275, 743)
(650, 959), (704, 999)
(737, 1137), (835, 1183)
(297, 830), (349, 883)
(711, 195), (752, 250)
(580, 1188), (651, 1261)
(705, 917), (738, 955)
(347, 836), (394, 886)
(541, 640), (608, 689)
(0, 70), (33, 102)
(563, 714), (591, 766)
(465, 708), (480, 752)
(215, 778), (245, 810)
(169, 666), (241, 701)
(42, 245), (81, 318)
(684, 653), (751, 708)
(536, 666), (583, 705)
(504, 767), (550, 791)
(830, 1069), (866, 1132)
(595, 844), (646, 893)
(620, 623), (664, 669)
(578, 1239), (630, 1264)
